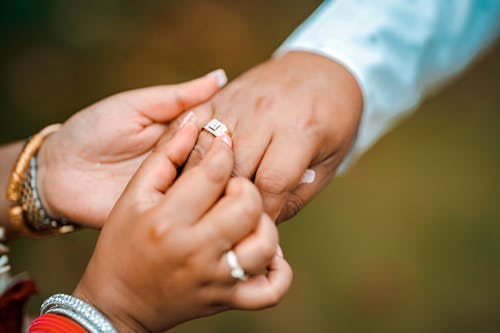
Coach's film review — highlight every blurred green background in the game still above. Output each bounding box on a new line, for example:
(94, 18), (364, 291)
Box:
(1, 1), (500, 332)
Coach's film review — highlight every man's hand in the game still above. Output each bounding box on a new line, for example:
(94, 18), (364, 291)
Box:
(37, 70), (226, 228)
(184, 52), (363, 222)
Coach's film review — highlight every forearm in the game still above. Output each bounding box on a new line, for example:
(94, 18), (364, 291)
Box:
(0, 141), (24, 237)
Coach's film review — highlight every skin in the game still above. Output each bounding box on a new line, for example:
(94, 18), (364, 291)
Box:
(0, 73), (291, 331)
(73, 123), (293, 333)
(3, 51), (362, 234)
(33, 72), (225, 230)
(183, 51), (364, 223)
(2, 50), (361, 328)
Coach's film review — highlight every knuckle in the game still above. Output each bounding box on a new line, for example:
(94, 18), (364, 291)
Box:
(254, 94), (275, 114)
(226, 177), (247, 193)
(238, 197), (262, 223)
(149, 220), (172, 242)
(231, 162), (250, 178)
(147, 210), (176, 241)
(282, 194), (305, 220)
(256, 170), (289, 196)
(234, 181), (263, 219)
(192, 143), (207, 160)
(257, 238), (277, 264)
(237, 178), (261, 199)
(172, 88), (187, 111)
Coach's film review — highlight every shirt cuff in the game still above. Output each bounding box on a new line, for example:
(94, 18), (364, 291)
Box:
(274, 1), (425, 173)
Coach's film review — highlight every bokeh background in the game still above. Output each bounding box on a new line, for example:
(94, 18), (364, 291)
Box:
(1, 1), (500, 332)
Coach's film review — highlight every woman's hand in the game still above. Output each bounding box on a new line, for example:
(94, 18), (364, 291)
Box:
(37, 70), (226, 228)
(73, 121), (293, 333)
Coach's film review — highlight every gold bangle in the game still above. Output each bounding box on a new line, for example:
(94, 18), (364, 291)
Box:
(6, 124), (75, 238)
(7, 124), (61, 202)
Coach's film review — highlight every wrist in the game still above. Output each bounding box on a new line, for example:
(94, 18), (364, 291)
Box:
(36, 135), (62, 220)
(277, 50), (363, 113)
(276, 50), (363, 154)
(4, 124), (75, 238)
(73, 277), (150, 333)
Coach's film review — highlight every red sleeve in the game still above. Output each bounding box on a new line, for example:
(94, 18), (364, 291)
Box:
(28, 313), (88, 333)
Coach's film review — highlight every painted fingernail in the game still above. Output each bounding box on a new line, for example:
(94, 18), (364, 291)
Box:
(276, 245), (284, 258)
(206, 68), (228, 88)
(180, 111), (195, 128)
(219, 134), (232, 148)
(300, 169), (315, 184)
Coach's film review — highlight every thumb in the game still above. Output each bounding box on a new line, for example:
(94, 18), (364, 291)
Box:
(125, 119), (199, 198)
(119, 69), (228, 123)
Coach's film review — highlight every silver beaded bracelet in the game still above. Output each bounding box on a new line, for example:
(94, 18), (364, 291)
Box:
(41, 294), (117, 333)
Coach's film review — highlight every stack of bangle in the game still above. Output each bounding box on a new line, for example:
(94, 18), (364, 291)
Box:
(40, 294), (117, 333)
(6, 124), (77, 238)
(21, 156), (72, 232)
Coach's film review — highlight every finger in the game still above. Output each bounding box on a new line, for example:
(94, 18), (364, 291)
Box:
(230, 250), (293, 310)
(126, 122), (199, 195)
(158, 135), (234, 224)
(183, 100), (272, 179)
(230, 120), (272, 178)
(276, 162), (336, 224)
(180, 84), (242, 172)
(120, 69), (227, 123)
(196, 178), (263, 251)
(220, 214), (278, 277)
(181, 103), (224, 172)
(254, 134), (317, 221)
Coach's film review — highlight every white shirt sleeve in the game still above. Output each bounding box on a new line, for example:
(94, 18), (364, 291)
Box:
(276, 0), (500, 172)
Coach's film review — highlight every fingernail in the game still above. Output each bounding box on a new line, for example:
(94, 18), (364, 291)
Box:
(219, 134), (232, 148)
(0, 255), (9, 266)
(276, 245), (284, 258)
(180, 111), (195, 128)
(300, 169), (315, 184)
(206, 68), (228, 88)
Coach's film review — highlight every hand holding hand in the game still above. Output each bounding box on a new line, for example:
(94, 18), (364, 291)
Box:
(184, 52), (363, 222)
(37, 70), (226, 228)
(73, 121), (293, 332)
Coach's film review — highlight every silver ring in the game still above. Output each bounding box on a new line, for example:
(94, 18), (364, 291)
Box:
(203, 119), (230, 137)
(225, 250), (248, 281)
